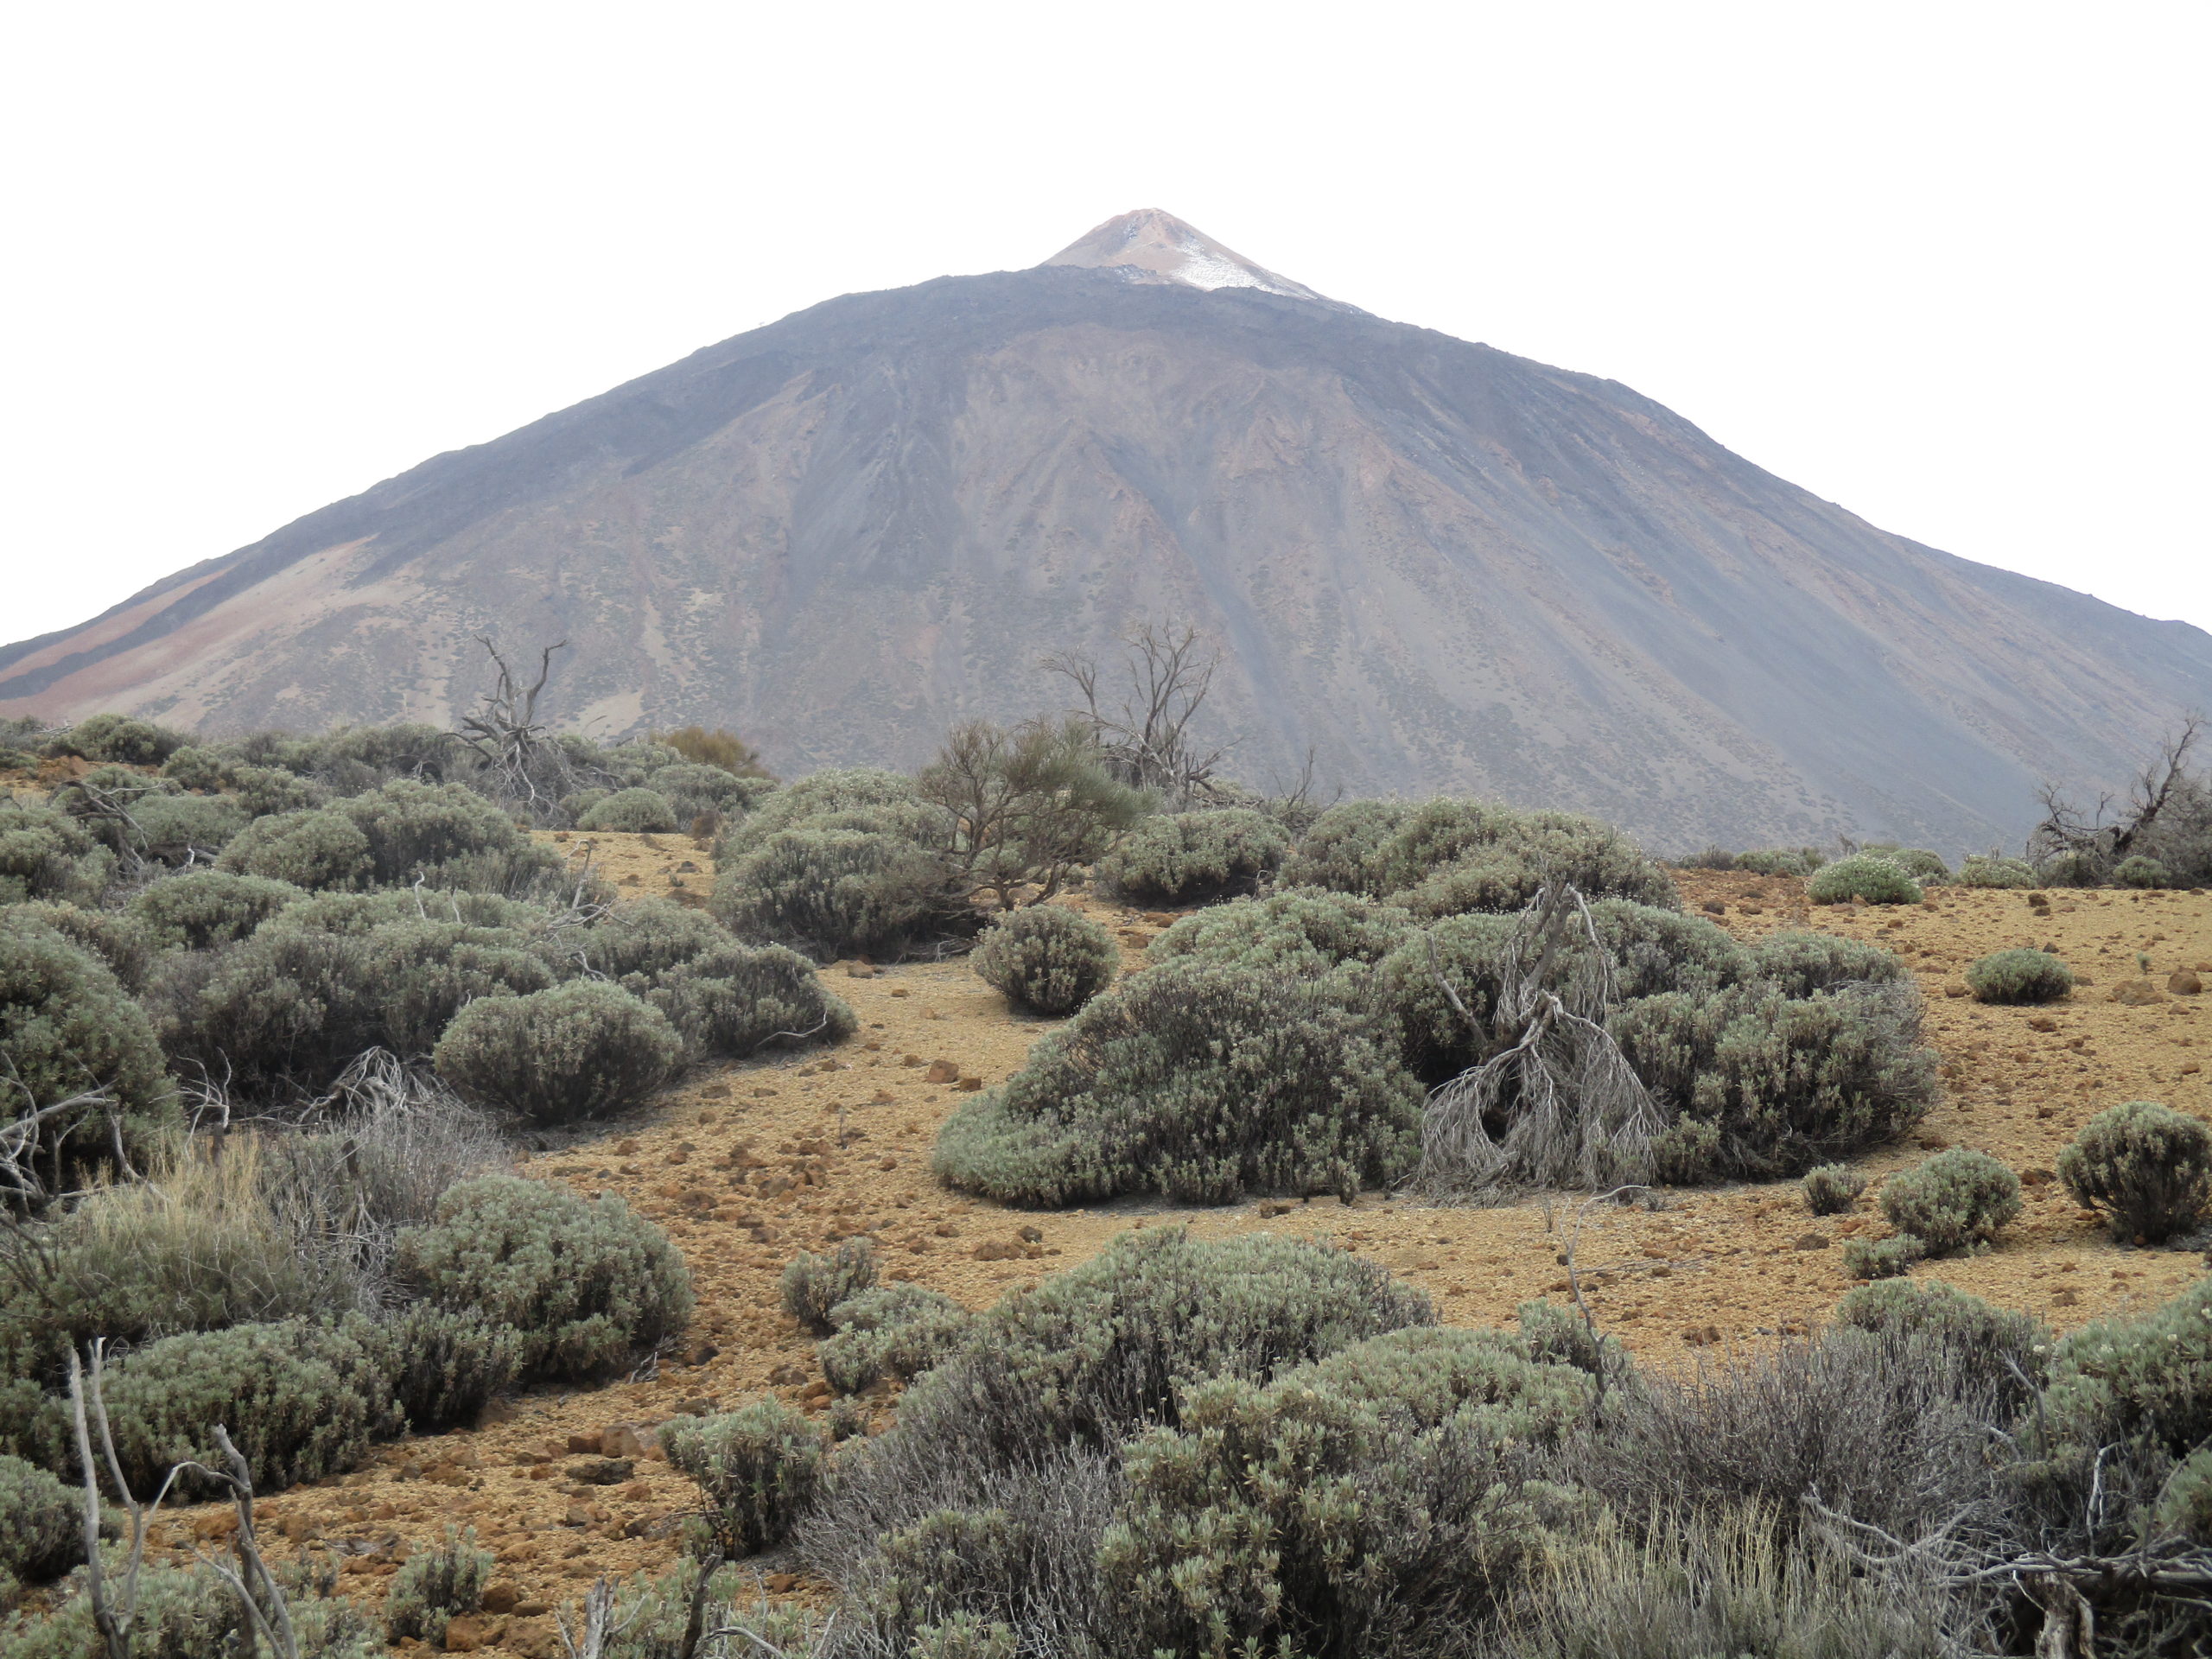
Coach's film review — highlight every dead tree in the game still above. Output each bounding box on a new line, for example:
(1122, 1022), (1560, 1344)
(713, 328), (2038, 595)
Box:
(1044, 621), (1232, 808)
(451, 636), (570, 814)
(2030, 715), (2202, 873)
(1419, 882), (1665, 1196)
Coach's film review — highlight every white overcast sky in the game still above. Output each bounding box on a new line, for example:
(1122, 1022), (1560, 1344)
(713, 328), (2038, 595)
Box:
(3, 2), (2207, 645)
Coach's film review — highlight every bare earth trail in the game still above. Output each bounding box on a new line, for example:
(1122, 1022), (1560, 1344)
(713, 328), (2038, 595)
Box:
(143, 837), (2212, 1655)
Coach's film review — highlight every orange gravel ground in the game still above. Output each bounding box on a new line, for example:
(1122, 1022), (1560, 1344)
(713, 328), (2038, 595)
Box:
(113, 842), (2212, 1653)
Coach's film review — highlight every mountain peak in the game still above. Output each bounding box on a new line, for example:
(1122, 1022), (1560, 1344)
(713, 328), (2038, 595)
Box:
(1040, 209), (1325, 301)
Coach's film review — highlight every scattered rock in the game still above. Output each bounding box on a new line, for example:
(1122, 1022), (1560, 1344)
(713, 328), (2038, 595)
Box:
(2111, 980), (2167, 1006)
(1683, 1325), (1723, 1346)
(480, 1582), (522, 1616)
(564, 1432), (602, 1456)
(601, 1425), (648, 1459)
(2170, 969), (2203, 995)
(957, 1075), (984, 1091)
(846, 962), (880, 978)
(925, 1059), (960, 1084)
(1944, 982), (1971, 998)
(1018, 1224), (1044, 1243)
(768, 1363), (807, 1386)
(1791, 1233), (1829, 1250)
(2028, 1016), (2060, 1033)
(567, 1458), (635, 1486)
(890, 987), (909, 997)
(1701, 899), (1726, 915)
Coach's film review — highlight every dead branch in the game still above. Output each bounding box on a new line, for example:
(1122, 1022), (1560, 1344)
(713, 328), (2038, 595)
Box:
(2030, 715), (2203, 871)
(451, 636), (571, 814)
(1045, 620), (1233, 808)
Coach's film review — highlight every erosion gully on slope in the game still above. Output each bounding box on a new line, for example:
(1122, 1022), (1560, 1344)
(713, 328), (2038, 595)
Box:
(130, 839), (2212, 1655)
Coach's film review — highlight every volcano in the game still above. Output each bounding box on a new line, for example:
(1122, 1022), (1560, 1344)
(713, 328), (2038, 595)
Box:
(6, 210), (2208, 851)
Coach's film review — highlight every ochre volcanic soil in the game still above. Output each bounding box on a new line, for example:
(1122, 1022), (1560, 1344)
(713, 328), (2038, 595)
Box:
(130, 842), (2212, 1654)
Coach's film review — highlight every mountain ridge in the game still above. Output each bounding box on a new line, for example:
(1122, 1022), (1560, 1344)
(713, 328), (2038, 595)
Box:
(8, 219), (2209, 854)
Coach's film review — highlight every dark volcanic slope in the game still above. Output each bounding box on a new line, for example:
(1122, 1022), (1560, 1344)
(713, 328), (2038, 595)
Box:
(7, 215), (2209, 852)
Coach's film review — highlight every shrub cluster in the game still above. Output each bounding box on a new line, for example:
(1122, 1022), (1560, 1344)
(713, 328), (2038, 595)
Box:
(577, 785), (681, 833)
(662, 1400), (825, 1558)
(0, 1456), (78, 1586)
(1807, 855), (1923, 906)
(2057, 1100), (2212, 1243)
(934, 960), (1421, 1206)
(0, 798), (112, 906)
(971, 905), (1119, 1015)
(817, 1285), (971, 1396)
(780, 1239), (879, 1337)
(125, 868), (303, 950)
(43, 713), (192, 767)
(1957, 854), (2037, 888)
(385, 1527), (492, 1645)
(1966, 947), (2074, 1004)
(433, 981), (680, 1123)
(1802, 1163), (1865, 1214)
(1878, 1148), (2022, 1256)
(1859, 843), (1950, 884)
(2113, 854), (2173, 888)
(1092, 808), (1288, 906)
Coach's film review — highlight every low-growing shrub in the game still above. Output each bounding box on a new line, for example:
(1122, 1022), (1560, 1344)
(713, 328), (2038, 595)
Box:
(577, 786), (680, 833)
(2038, 1281), (2212, 1468)
(648, 760), (772, 822)
(1966, 947), (2074, 1005)
(395, 1176), (693, 1382)
(1859, 843), (1950, 884)
(1093, 808), (1288, 906)
(44, 711), (191, 766)
(385, 1527), (492, 1645)
(1150, 887), (1415, 980)
(0, 1456), (77, 1585)
(1732, 847), (1827, 876)
(2113, 854), (2173, 889)
(334, 779), (536, 887)
(2057, 1100), (2212, 1243)
(1841, 1234), (1927, 1280)
(1957, 854), (2037, 889)
(0, 798), (112, 905)
(1611, 981), (1937, 1181)
(1276, 799), (1412, 894)
(1745, 931), (1908, 997)
(1833, 1278), (2050, 1408)
(662, 1400), (825, 1557)
(934, 962), (1421, 1206)
(718, 766), (939, 855)
(217, 806), (376, 889)
(90, 1316), (397, 1497)
(1802, 1163), (1865, 1214)
(368, 1306), (522, 1433)
(971, 906), (1119, 1015)
(817, 1285), (971, 1395)
(781, 1240), (878, 1336)
(126, 868), (305, 950)
(5, 900), (153, 991)
(2037, 849), (2105, 888)
(0, 918), (175, 1197)
(2153, 1446), (2212, 1545)
(1878, 1149), (2021, 1255)
(433, 982), (680, 1124)
(1807, 855), (1922, 906)
(1381, 802), (1679, 918)
(125, 791), (249, 864)
(714, 828), (956, 959)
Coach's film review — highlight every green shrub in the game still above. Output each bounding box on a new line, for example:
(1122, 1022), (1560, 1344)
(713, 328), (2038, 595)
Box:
(2113, 854), (2173, 889)
(1376, 911), (1518, 1083)
(1965, 947), (2074, 1005)
(90, 1316), (396, 1497)
(395, 1176), (693, 1382)
(2038, 849), (2105, 887)
(333, 779), (531, 886)
(1732, 847), (1827, 876)
(1351, 800), (1677, 918)
(217, 806), (375, 889)
(368, 1306), (522, 1433)
(0, 918), (174, 1197)
(1840, 1234), (1926, 1281)
(2040, 1281), (2212, 1465)
(1957, 854), (2037, 889)
(434, 982), (679, 1124)
(1878, 1149), (2021, 1255)
(2153, 1446), (2212, 1544)
(934, 962), (1421, 1206)
(126, 868), (304, 950)
(1098, 1327), (1589, 1658)
(1834, 1278), (2050, 1407)
(719, 766), (940, 855)
(125, 791), (249, 864)
(1592, 900), (1751, 999)
(817, 1285), (971, 1395)
(0, 1456), (77, 1585)
(1746, 931), (1909, 997)
(361, 922), (561, 1056)
(662, 1400), (825, 1557)
(887, 1230), (1433, 1466)
(1149, 887), (1415, 979)
(44, 712), (191, 766)
(2057, 1101), (2212, 1243)
(385, 1526), (491, 1645)
(577, 786), (680, 833)
(632, 942), (855, 1060)
(1611, 982), (1937, 1181)
(1277, 799), (1414, 895)
(1093, 808), (1289, 906)
(647, 761), (766, 822)
(971, 906), (1119, 1016)
(1806, 855), (1922, 906)
(582, 895), (728, 978)
(1859, 844), (1950, 884)
(0, 798), (112, 905)
(1802, 1164), (1864, 1214)
(714, 828), (956, 959)
(781, 1239), (878, 1336)
(5, 901), (152, 992)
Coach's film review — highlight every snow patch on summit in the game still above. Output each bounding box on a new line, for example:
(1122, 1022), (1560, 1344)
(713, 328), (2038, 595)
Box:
(1041, 209), (1327, 303)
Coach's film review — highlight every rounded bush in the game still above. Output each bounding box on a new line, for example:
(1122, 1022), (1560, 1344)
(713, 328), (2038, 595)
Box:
(1094, 809), (1288, 906)
(645, 762), (763, 823)
(1956, 855), (2037, 889)
(1807, 855), (1923, 906)
(0, 1454), (78, 1584)
(126, 868), (304, 950)
(2037, 850), (2105, 888)
(1802, 1163), (1865, 1215)
(7, 900), (153, 992)
(972, 906), (1119, 1016)
(1384, 801), (1678, 918)
(0, 917), (175, 1191)
(1878, 1148), (2021, 1256)
(2113, 855), (2173, 889)
(1278, 799), (1414, 895)
(0, 798), (112, 905)
(577, 786), (680, 833)
(2041, 1281), (2212, 1465)
(633, 942), (856, 1059)
(1965, 947), (2074, 1005)
(933, 961), (1421, 1207)
(217, 807), (374, 890)
(1834, 1279), (2050, 1407)
(46, 712), (191, 766)
(334, 779), (531, 886)
(662, 1399), (825, 1557)
(781, 1239), (878, 1336)
(385, 1528), (492, 1646)
(395, 1175), (694, 1381)
(1151, 888), (1415, 980)
(126, 791), (249, 864)
(367, 1306), (523, 1433)
(1840, 1234), (1926, 1281)
(1747, 931), (1909, 998)
(2057, 1101), (2212, 1244)
(817, 1285), (970, 1395)
(1732, 847), (1826, 877)
(1860, 844), (1950, 884)
(714, 828), (953, 959)
(434, 982), (680, 1124)
(720, 766), (937, 856)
